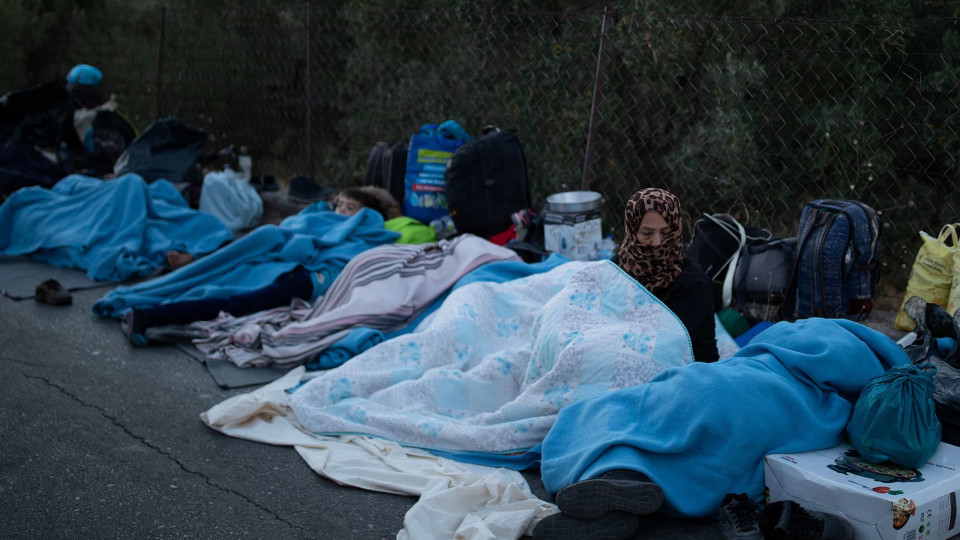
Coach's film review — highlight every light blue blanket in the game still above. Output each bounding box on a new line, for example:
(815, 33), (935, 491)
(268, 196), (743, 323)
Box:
(289, 260), (695, 455)
(305, 255), (574, 370)
(304, 327), (386, 370)
(93, 206), (399, 318)
(539, 318), (909, 517)
(0, 174), (232, 282)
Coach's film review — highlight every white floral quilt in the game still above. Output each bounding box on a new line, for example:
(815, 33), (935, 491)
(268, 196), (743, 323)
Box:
(288, 260), (706, 455)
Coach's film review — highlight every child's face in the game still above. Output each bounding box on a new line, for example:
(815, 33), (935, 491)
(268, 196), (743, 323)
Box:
(335, 196), (363, 216)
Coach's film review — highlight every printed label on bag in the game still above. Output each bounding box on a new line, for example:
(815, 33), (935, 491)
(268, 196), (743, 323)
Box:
(918, 253), (951, 275)
(412, 183), (445, 193)
(407, 192), (446, 210)
(417, 149), (454, 164)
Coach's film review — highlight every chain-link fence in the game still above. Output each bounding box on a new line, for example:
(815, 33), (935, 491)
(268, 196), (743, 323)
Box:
(590, 14), (960, 288)
(13, 2), (960, 288)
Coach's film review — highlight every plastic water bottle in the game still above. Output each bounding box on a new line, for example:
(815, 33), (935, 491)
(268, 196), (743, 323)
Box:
(597, 234), (616, 260)
(430, 216), (457, 240)
(237, 146), (252, 182)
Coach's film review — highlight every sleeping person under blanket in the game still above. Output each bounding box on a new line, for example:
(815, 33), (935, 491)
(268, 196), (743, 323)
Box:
(165, 186), (395, 270)
(123, 187), (394, 346)
(533, 315), (904, 540)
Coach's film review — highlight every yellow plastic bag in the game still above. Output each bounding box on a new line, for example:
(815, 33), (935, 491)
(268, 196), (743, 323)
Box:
(895, 224), (959, 331)
(949, 248), (960, 316)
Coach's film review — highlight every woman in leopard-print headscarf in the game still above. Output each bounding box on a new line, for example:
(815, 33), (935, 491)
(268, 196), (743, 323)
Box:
(614, 187), (718, 364)
(618, 188), (686, 293)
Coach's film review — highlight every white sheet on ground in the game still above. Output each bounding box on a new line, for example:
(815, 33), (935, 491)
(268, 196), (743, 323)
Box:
(200, 368), (557, 540)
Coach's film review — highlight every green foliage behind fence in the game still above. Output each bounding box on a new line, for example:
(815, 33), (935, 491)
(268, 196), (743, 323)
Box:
(3, 0), (959, 288)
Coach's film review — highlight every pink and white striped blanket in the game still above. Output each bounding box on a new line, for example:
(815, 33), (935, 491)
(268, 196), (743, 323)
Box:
(191, 235), (520, 369)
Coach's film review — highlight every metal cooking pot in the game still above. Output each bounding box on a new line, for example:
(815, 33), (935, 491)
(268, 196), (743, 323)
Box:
(546, 191), (603, 213)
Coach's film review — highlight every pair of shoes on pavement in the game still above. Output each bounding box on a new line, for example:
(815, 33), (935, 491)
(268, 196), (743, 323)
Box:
(251, 175), (278, 192)
(35, 279), (72, 306)
(533, 469), (663, 540)
(719, 494), (854, 540)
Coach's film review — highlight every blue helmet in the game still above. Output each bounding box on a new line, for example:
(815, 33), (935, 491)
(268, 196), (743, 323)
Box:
(66, 64), (103, 87)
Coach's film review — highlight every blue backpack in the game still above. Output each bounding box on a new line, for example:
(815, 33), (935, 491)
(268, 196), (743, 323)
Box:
(788, 200), (882, 320)
(402, 122), (471, 224)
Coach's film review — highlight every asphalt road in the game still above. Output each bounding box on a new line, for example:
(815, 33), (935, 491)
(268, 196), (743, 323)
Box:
(0, 281), (735, 539)
(0, 286), (419, 539)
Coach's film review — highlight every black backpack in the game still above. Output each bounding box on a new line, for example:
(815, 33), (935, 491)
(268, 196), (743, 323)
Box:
(445, 126), (530, 238)
(364, 141), (407, 207)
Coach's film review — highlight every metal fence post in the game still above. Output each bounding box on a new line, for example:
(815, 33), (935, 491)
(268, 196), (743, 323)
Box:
(581, 6), (611, 191)
(154, 6), (166, 120)
(305, 1), (314, 180)
(52, 9), (74, 81)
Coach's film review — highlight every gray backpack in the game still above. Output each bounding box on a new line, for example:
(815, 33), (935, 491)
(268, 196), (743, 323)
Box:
(733, 237), (797, 323)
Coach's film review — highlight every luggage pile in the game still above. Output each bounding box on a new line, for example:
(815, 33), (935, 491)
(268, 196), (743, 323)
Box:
(363, 121), (534, 251)
(687, 199), (883, 333)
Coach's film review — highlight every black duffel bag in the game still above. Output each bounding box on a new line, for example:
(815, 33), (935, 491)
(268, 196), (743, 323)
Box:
(734, 237), (797, 324)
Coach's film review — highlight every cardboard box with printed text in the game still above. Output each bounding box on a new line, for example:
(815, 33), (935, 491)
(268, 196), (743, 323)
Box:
(765, 443), (960, 540)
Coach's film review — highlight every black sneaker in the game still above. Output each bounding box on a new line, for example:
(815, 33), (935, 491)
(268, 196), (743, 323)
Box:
(555, 469), (663, 521)
(718, 493), (763, 540)
(763, 500), (854, 540)
(251, 175), (279, 193)
(260, 175), (278, 192)
(532, 511), (639, 540)
(144, 324), (208, 343)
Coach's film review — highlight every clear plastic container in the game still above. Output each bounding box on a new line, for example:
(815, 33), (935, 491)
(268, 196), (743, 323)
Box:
(237, 146), (252, 182)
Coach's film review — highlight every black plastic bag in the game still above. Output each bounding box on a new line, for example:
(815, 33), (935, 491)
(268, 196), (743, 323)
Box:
(928, 356), (960, 446)
(903, 297), (960, 446)
(0, 81), (74, 149)
(0, 142), (64, 200)
(113, 117), (207, 186)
